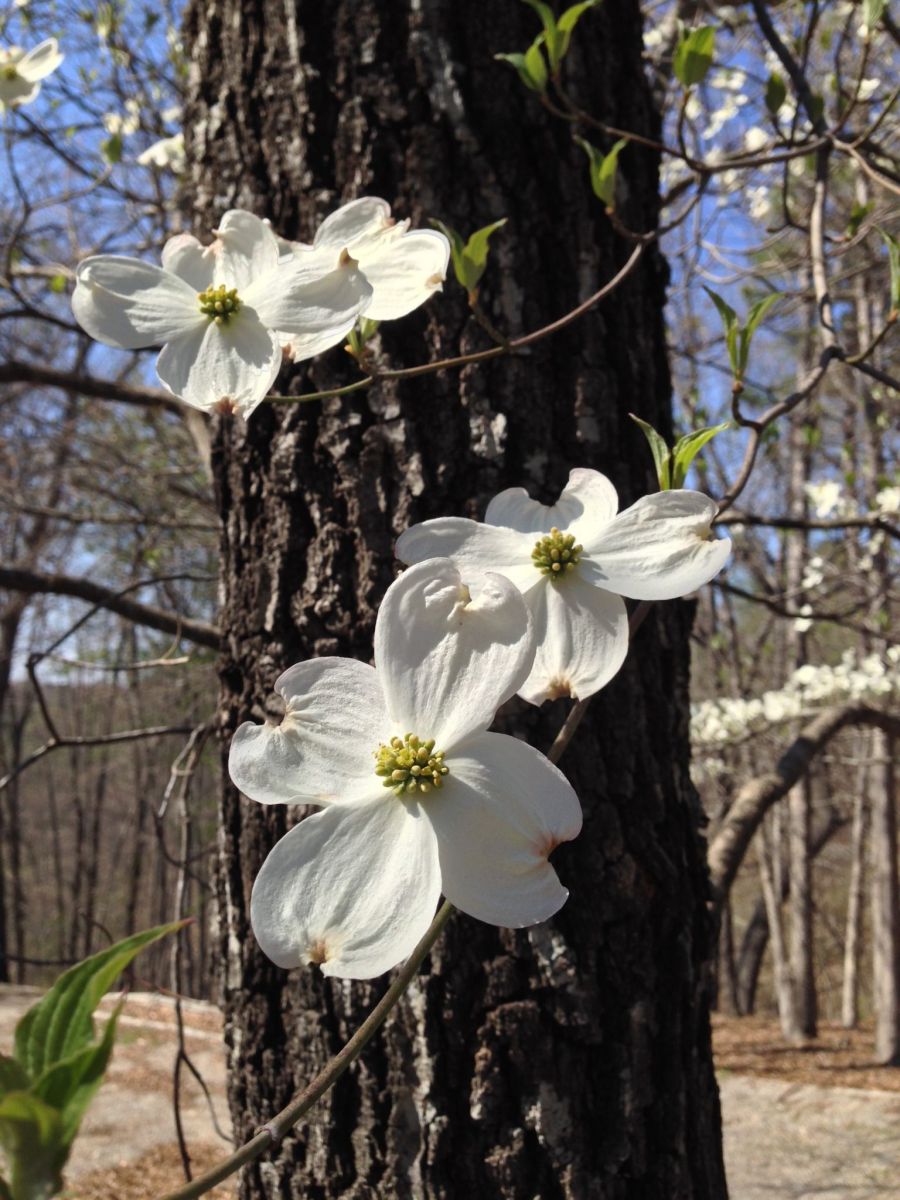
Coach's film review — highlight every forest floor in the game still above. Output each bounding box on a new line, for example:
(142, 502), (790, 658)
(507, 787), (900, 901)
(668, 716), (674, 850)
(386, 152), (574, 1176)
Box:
(0, 988), (898, 1197)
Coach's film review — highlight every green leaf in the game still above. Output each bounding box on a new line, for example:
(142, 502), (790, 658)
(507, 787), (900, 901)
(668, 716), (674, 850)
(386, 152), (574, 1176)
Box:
(737, 293), (779, 374)
(673, 25), (716, 88)
(630, 414), (673, 490)
(33, 1001), (122, 1145)
(524, 36), (549, 91)
(862, 0), (887, 33)
(880, 228), (900, 311)
(764, 72), (787, 115)
(557, 0), (601, 59)
(460, 218), (507, 295)
(100, 133), (123, 164)
(523, 0), (563, 70)
(577, 137), (626, 208)
(671, 421), (732, 488)
(0, 1058), (30, 1096)
(14, 921), (184, 1080)
(48, 274), (67, 295)
(702, 286), (740, 374)
(429, 219), (466, 285)
(494, 45), (547, 93)
(0, 1091), (66, 1200)
(807, 92), (825, 126)
(846, 200), (873, 239)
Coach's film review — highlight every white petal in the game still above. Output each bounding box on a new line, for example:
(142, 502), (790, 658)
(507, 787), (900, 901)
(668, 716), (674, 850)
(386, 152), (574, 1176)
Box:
(427, 731), (582, 927)
(580, 490), (732, 600)
(518, 575), (628, 705)
(356, 229), (450, 321)
(396, 518), (537, 593)
(161, 233), (215, 291)
(313, 197), (393, 250)
(72, 257), (202, 349)
(0, 76), (39, 106)
(375, 558), (534, 751)
(485, 468), (619, 539)
(250, 797), (441, 979)
(156, 309), (281, 415)
(17, 39), (63, 83)
(209, 210), (281, 290)
(229, 658), (391, 806)
(248, 259), (373, 348)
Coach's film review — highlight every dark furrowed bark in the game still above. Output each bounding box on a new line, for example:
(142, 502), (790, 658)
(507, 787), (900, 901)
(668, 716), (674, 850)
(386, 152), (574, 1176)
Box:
(183, 2), (727, 1195)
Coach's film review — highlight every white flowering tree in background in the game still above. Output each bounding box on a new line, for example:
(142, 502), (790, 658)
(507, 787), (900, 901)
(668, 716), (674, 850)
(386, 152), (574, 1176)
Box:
(0, 0), (897, 1196)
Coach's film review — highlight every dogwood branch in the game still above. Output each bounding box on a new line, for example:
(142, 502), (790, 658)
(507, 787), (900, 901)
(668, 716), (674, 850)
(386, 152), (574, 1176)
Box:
(269, 242), (646, 405)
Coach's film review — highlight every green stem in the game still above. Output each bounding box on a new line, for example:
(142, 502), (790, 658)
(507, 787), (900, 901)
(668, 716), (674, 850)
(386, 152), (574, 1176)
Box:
(159, 901), (455, 1200)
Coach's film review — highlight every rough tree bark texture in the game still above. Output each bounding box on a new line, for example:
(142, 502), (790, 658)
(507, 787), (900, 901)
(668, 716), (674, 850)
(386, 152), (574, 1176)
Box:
(183, 2), (727, 1195)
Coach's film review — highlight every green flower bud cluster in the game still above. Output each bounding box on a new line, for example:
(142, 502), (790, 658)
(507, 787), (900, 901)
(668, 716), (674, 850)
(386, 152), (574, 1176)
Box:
(532, 527), (583, 580)
(374, 733), (449, 797)
(198, 283), (241, 323)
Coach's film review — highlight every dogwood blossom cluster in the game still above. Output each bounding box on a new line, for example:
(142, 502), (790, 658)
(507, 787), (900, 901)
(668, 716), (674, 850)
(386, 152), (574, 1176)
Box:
(692, 647), (900, 750)
(71, 203), (449, 417)
(230, 558), (582, 978)
(397, 468), (731, 704)
(232, 471), (731, 979)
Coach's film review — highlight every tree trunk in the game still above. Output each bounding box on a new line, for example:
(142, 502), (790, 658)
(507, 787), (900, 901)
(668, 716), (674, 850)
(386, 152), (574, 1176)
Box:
(183, 2), (727, 1195)
(841, 765), (868, 1029)
(871, 735), (900, 1064)
(735, 807), (844, 1017)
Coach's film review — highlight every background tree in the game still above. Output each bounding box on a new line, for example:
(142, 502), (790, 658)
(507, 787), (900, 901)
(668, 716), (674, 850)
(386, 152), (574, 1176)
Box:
(181, 0), (729, 1194)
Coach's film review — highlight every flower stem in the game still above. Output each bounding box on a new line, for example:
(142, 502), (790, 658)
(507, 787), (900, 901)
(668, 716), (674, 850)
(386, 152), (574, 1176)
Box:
(158, 900), (455, 1199)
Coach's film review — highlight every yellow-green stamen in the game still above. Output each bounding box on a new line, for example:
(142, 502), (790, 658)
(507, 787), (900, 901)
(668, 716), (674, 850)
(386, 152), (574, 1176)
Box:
(532, 527), (583, 580)
(198, 283), (241, 324)
(374, 733), (449, 797)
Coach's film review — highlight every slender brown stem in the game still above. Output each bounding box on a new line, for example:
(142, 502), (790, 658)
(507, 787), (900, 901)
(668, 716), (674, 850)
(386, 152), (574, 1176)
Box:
(268, 244), (646, 406)
(158, 901), (455, 1200)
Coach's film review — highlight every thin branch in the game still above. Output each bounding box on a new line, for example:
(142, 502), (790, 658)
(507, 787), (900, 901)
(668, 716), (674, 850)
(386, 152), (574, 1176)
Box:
(0, 360), (183, 415)
(159, 900), (456, 1200)
(0, 565), (220, 649)
(270, 243), (647, 406)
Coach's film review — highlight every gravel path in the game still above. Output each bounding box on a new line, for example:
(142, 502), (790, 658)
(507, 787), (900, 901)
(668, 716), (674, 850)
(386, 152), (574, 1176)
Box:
(720, 1073), (900, 1199)
(2, 987), (898, 1196)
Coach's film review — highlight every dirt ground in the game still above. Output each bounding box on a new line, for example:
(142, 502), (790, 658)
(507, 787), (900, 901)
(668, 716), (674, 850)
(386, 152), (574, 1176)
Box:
(1, 988), (898, 1197)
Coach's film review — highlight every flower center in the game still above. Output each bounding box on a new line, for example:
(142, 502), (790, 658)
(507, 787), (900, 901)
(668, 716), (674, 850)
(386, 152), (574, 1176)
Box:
(531, 527), (583, 580)
(3, 66), (18, 81)
(198, 284), (242, 324)
(374, 733), (449, 797)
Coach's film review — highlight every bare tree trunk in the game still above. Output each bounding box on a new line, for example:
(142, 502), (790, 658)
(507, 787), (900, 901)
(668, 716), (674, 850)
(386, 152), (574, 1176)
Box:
(855, 215), (899, 1066)
(759, 813), (794, 1024)
(184, 2), (727, 1194)
(871, 737), (899, 1064)
(784, 379), (816, 1041)
(841, 759), (869, 1029)
(736, 807), (845, 1017)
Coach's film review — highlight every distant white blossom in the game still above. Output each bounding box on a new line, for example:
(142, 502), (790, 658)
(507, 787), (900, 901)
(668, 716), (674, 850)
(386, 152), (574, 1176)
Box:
(0, 38), (63, 110)
(692, 648), (900, 750)
(137, 132), (185, 173)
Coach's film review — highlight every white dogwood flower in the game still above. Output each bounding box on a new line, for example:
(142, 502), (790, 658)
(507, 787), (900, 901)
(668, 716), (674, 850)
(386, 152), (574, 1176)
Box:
(397, 468), (732, 705)
(137, 132), (185, 173)
(229, 558), (582, 980)
(286, 197), (449, 355)
(71, 210), (373, 416)
(0, 39), (63, 109)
